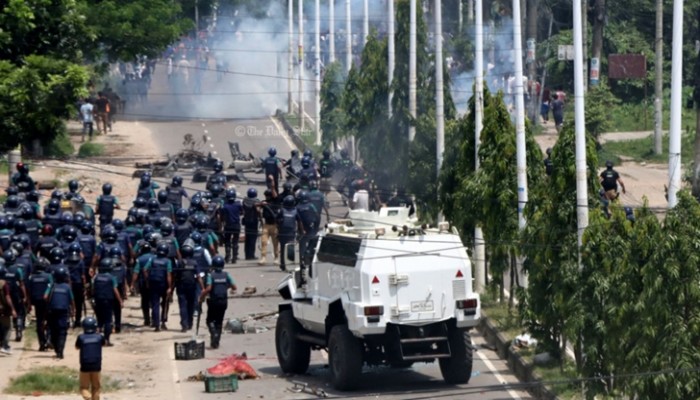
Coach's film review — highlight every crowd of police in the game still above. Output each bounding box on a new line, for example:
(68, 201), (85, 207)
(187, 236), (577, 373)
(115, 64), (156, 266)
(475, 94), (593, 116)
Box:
(0, 145), (395, 353)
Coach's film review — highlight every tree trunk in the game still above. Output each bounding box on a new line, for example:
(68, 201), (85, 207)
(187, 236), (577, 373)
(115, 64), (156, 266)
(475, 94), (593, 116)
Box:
(508, 254), (515, 310)
(653, 0), (663, 155)
(591, 0), (605, 77)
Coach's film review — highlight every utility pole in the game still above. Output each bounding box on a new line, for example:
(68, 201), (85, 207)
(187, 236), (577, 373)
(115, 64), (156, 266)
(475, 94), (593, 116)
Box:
(468, 0), (474, 23)
(654, 0), (663, 155)
(458, 0), (463, 33)
(408, 0), (417, 142)
(299, 0), (305, 132)
(345, 0), (352, 72)
(436, 0), (444, 182)
(363, 0), (369, 44)
(288, 0), (294, 114)
(527, 0), (539, 124)
(668, 0), (684, 208)
(329, 0), (335, 63)
(582, 0), (588, 91)
(388, 0), (395, 116)
(474, 0), (485, 292)
(315, 0), (321, 145)
(590, 0), (605, 87)
(512, 0), (527, 231)
(573, 0), (589, 247)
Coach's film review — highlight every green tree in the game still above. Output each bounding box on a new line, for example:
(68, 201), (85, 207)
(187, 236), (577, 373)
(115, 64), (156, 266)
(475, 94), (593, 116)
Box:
(320, 62), (347, 148)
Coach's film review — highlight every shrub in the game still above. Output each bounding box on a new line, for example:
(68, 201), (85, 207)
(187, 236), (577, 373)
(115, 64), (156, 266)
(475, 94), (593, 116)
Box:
(78, 142), (104, 158)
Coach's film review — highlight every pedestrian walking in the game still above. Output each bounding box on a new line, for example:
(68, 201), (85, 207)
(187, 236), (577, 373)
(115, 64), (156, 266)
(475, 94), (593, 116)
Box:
(80, 99), (94, 141)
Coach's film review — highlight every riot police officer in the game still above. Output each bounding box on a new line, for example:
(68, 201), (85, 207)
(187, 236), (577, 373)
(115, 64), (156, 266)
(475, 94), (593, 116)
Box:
(95, 183), (119, 232)
(263, 147), (283, 193)
(77, 221), (97, 271)
(143, 243), (173, 331)
(65, 243), (87, 328)
(75, 316), (106, 400)
(11, 162), (36, 193)
(307, 181), (329, 226)
(92, 258), (122, 346)
(206, 161), (227, 192)
(108, 247), (128, 333)
(242, 188), (260, 260)
(276, 195), (298, 272)
(219, 188), (242, 264)
(156, 190), (175, 221)
(27, 258), (53, 351)
(43, 199), (63, 229)
(131, 241), (155, 327)
(174, 208), (193, 247)
(318, 149), (334, 194)
(136, 174), (156, 201)
(45, 266), (75, 359)
(296, 192), (318, 277)
(198, 255), (236, 349)
(3, 250), (27, 341)
(259, 189), (281, 265)
(298, 157), (319, 191)
(175, 244), (204, 332)
(166, 176), (189, 210)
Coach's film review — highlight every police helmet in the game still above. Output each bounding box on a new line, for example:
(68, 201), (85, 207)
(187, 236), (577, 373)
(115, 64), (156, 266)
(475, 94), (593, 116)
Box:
(101, 226), (117, 243)
(10, 241), (24, 254)
(66, 243), (82, 262)
(303, 149), (312, 159)
(35, 257), (50, 271)
(291, 149), (299, 157)
(54, 266), (69, 282)
(27, 190), (39, 202)
(16, 162), (29, 174)
(268, 147), (277, 157)
(61, 212), (74, 226)
(109, 246), (123, 258)
(0, 217), (7, 230)
(147, 198), (159, 212)
(17, 235), (30, 250)
(68, 180), (79, 192)
(140, 174), (151, 186)
(98, 257), (113, 272)
(124, 215), (136, 227)
(111, 219), (125, 232)
(3, 249), (16, 264)
(157, 190), (168, 204)
(51, 190), (63, 200)
(283, 195), (296, 208)
(322, 149), (331, 158)
(301, 156), (311, 168)
(214, 160), (224, 173)
(82, 317), (98, 334)
(210, 184), (224, 196)
(172, 175), (183, 187)
(62, 225), (78, 241)
(160, 222), (174, 236)
(102, 183), (113, 195)
(142, 224), (155, 237)
(340, 149), (349, 158)
(189, 232), (203, 245)
(298, 190), (309, 203)
(139, 241), (152, 254)
(13, 218), (27, 233)
(5, 215), (15, 229)
(195, 215), (209, 230)
(225, 188), (237, 200)
(6, 186), (18, 197)
(605, 160), (613, 168)
(48, 198), (60, 212)
(134, 197), (147, 208)
(282, 182), (293, 192)
(156, 243), (170, 257)
(148, 233), (163, 248)
(181, 244), (194, 258)
(5, 195), (19, 209)
(80, 220), (93, 234)
(73, 213), (85, 227)
(49, 247), (65, 264)
(175, 208), (189, 223)
(211, 255), (225, 271)
(247, 188), (257, 199)
(19, 204), (34, 219)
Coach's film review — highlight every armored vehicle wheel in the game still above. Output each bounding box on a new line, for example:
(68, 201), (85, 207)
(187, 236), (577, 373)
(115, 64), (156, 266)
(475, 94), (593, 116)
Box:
(439, 328), (474, 384)
(275, 310), (310, 374)
(329, 324), (363, 391)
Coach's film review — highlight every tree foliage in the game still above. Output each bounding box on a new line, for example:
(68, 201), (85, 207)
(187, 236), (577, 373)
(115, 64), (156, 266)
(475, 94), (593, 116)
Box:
(320, 62), (347, 147)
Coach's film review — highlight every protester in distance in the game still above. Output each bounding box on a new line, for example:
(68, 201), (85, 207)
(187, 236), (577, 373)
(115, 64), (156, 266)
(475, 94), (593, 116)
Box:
(600, 160), (626, 201)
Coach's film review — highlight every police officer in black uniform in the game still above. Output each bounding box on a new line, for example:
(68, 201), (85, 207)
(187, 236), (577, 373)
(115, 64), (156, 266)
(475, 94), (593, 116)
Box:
(241, 188), (260, 260)
(296, 192), (318, 279)
(77, 221), (97, 269)
(175, 244), (204, 332)
(307, 181), (329, 226)
(3, 250), (27, 341)
(108, 247), (128, 333)
(198, 255), (236, 349)
(11, 162), (36, 193)
(45, 267), (75, 359)
(95, 183), (119, 233)
(131, 241), (155, 327)
(65, 243), (87, 328)
(263, 147), (283, 193)
(136, 174), (156, 201)
(276, 195), (298, 272)
(27, 258), (53, 350)
(174, 208), (193, 246)
(143, 243), (173, 331)
(43, 199), (63, 229)
(92, 258), (122, 346)
(298, 156), (319, 191)
(75, 316), (106, 400)
(219, 188), (242, 264)
(156, 190), (175, 222)
(318, 149), (334, 194)
(206, 161), (227, 192)
(166, 176), (189, 211)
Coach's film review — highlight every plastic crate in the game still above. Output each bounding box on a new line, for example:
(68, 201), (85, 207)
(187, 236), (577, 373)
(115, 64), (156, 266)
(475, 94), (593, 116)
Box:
(174, 340), (205, 360)
(204, 373), (238, 393)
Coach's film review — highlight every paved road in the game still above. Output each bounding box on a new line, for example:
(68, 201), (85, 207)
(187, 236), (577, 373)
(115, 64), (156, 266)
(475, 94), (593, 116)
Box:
(144, 117), (533, 400)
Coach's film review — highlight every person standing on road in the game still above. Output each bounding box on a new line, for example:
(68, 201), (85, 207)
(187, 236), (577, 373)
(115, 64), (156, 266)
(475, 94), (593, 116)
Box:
(318, 149), (334, 195)
(94, 92), (111, 134)
(600, 160), (626, 201)
(166, 176), (189, 211)
(95, 183), (119, 233)
(259, 189), (280, 265)
(0, 265), (18, 355)
(3, 250), (27, 342)
(296, 193), (318, 280)
(276, 195), (298, 272)
(307, 181), (329, 227)
(92, 259), (122, 346)
(263, 147), (283, 193)
(45, 267), (75, 359)
(198, 255), (236, 349)
(27, 259), (52, 351)
(143, 243), (173, 332)
(218, 188), (242, 264)
(11, 162), (36, 193)
(75, 316), (105, 400)
(131, 242), (155, 327)
(241, 188), (260, 261)
(174, 244), (203, 332)
(80, 98), (94, 142)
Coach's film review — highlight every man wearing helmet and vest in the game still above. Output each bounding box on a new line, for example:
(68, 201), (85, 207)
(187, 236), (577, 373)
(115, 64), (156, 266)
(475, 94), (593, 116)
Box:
(92, 258), (122, 346)
(307, 181), (329, 226)
(166, 175), (189, 210)
(296, 192), (319, 279)
(135, 173), (157, 201)
(283, 149), (302, 180)
(3, 250), (27, 342)
(11, 162), (36, 193)
(156, 190), (175, 222)
(96, 183), (120, 232)
(75, 316), (106, 400)
(241, 188), (260, 260)
(276, 195), (299, 272)
(143, 243), (173, 331)
(318, 149), (334, 194)
(218, 188), (242, 264)
(198, 255), (236, 349)
(600, 160), (626, 201)
(43, 199), (63, 230)
(259, 188), (281, 265)
(44, 266), (75, 359)
(27, 258), (52, 351)
(65, 243), (87, 328)
(0, 264), (18, 354)
(263, 147), (283, 193)
(175, 243), (204, 332)
(298, 156), (319, 191)
(206, 160), (227, 192)
(131, 240), (156, 327)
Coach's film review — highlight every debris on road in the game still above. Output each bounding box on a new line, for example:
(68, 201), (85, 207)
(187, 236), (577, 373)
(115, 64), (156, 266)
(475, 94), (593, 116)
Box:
(512, 333), (538, 349)
(226, 318), (245, 334)
(207, 353), (259, 380)
(288, 381), (328, 398)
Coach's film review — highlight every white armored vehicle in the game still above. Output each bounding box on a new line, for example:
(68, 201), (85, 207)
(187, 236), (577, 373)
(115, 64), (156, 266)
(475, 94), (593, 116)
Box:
(275, 207), (481, 391)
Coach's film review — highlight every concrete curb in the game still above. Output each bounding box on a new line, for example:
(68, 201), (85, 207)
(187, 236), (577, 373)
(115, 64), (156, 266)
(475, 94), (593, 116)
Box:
(274, 110), (305, 151)
(478, 313), (559, 400)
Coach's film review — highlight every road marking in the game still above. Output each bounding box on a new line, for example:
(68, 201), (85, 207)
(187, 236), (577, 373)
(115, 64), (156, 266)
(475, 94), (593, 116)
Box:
(270, 116), (298, 151)
(475, 347), (523, 400)
(171, 350), (184, 400)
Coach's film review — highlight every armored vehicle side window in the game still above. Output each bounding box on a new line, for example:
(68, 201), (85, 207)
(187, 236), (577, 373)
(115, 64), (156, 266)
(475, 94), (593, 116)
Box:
(317, 235), (360, 267)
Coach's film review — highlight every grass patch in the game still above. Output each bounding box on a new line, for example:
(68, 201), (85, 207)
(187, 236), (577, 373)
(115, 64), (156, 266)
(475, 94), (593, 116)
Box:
(600, 131), (694, 164)
(5, 366), (120, 395)
(535, 359), (584, 399)
(284, 113), (322, 153)
(78, 142), (105, 158)
(481, 296), (524, 341)
(45, 130), (75, 158)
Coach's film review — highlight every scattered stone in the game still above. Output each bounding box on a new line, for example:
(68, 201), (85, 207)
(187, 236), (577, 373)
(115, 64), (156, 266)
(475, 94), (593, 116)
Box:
(227, 318), (245, 334)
